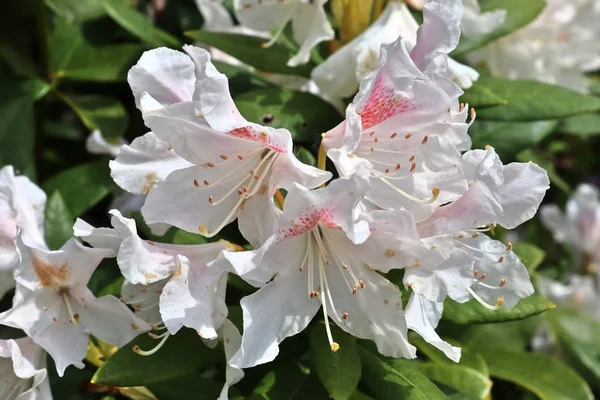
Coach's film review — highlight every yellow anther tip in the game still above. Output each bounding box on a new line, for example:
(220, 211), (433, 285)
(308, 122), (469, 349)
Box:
(330, 342), (340, 352)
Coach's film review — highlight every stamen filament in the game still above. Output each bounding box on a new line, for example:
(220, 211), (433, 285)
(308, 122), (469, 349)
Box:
(318, 253), (339, 352)
(62, 291), (78, 324)
(379, 177), (440, 204)
(133, 332), (171, 356)
(467, 287), (503, 311)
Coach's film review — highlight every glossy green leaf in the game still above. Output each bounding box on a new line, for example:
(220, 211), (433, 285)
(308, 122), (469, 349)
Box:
(186, 30), (314, 77)
(453, 0), (545, 56)
(546, 309), (600, 391)
(42, 161), (115, 216)
(560, 113), (600, 138)
(47, 0), (105, 21)
(411, 336), (489, 377)
(462, 317), (542, 353)
(234, 89), (343, 143)
(103, 0), (179, 47)
(248, 362), (330, 400)
(51, 20), (143, 82)
(147, 374), (227, 400)
(0, 78), (35, 175)
(418, 363), (491, 400)
(59, 93), (128, 137)
(462, 78), (600, 121)
(92, 328), (221, 386)
(481, 348), (594, 400)
(442, 295), (555, 324)
(213, 60), (276, 97)
(295, 147), (317, 166)
(358, 345), (448, 400)
(517, 149), (571, 194)
(309, 323), (361, 400)
(512, 242), (545, 272)
(470, 121), (557, 160)
(44, 191), (74, 250)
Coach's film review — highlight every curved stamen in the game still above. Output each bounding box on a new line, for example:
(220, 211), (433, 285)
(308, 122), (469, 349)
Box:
(61, 290), (79, 325)
(133, 332), (171, 356)
(318, 253), (340, 352)
(379, 177), (440, 204)
(467, 287), (503, 311)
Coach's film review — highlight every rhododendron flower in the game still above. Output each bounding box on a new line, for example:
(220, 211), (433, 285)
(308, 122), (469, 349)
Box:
(196, 0), (234, 32)
(467, 0), (600, 92)
(312, 1), (480, 98)
(223, 176), (450, 368)
(0, 166), (47, 299)
(406, 147), (549, 359)
(323, 6), (473, 222)
(407, 0), (506, 37)
(85, 130), (126, 159)
(219, 319), (244, 400)
(541, 184), (600, 273)
(133, 46), (330, 238)
(0, 236), (150, 376)
(233, 0), (334, 67)
(75, 210), (233, 339)
(0, 337), (51, 400)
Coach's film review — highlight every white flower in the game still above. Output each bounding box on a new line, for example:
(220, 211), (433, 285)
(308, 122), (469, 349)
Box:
(407, 0), (506, 37)
(541, 183), (600, 272)
(0, 235), (151, 376)
(467, 0), (600, 92)
(196, 0), (234, 32)
(132, 46), (330, 238)
(406, 147), (549, 360)
(233, 0), (334, 67)
(0, 166), (47, 299)
(218, 319), (244, 400)
(222, 176), (448, 368)
(312, 1), (480, 98)
(85, 130), (126, 159)
(0, 337), (51, 400)
(76, 210), (233, 339)
(323, 8), (474, 222)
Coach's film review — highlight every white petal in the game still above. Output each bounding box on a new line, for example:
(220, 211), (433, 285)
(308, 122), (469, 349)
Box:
(196, 0), (234, 31)
(218, 319), (244, 400)
(230, 269), (320, 368)
(287, 1), (334, 67)
(271, 153), (332, 193)
(128, 47), (195, 109)
(446, 57), (479, 89)
(121, 280), (166, 327)
(75, 289), (151, 346)
(406, 294), (461, 362)
(461, 0), (506, 37)
(109, 131), (193, 195)
(234, 0), (294, 31)
(159, 254), (229, 338)
(0, 337), (50, 399)
(85, 130), (126, 158)
(539, 204), (573, 244)
(237, 189), (281, 248)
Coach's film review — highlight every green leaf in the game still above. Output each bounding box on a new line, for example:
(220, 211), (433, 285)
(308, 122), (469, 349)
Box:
(442, 295), (555, 324)
(517, 149), (571, 194)
(147, 374), (227, 400)
(309, 323), (361, 400)
(46, 0), (105, 21)
(92, 328), (221, 386)
(560, 113), (600, 138)
(234, 89), (343, 143)
(249, 362), (330, 400)
(462, 78), (600, 121)
(512, 242), (545, 272)
(480, 348), (594, 400)
(58, 93), (128, 137)
(44, 191), (74, 250)
(42, 161), (115, 217)
(461, 318), (542, 353)
(295, 147), (317, 166)
(411, 335), (489, 377)
(213, 60), (276, 97)
(453, 0), (545, 57)
(186, 30), (314, 77)
(51, 20), (143, 82)
(546, 309), (600, 391)
(418, 363), (491, 400)
(470, 121), (557, 160)
(103, 0), (179, 47)
(0, 78), (35, 175)
(358, 345), (448, 400)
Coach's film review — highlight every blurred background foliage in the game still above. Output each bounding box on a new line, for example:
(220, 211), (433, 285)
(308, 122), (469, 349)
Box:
(2, 0), (600, 399)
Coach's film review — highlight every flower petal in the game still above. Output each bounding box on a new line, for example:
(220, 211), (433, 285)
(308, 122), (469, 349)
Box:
(287, 0), (334, 67)
(218, 319), (245, 400)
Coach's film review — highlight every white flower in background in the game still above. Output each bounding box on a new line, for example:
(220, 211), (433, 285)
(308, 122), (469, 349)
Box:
(0, 337), (52, 400)
(541, 184), (600, 272)
(467, 0), (600, 92)
(223, 176), (449, 368)
(75, 210), (233, 340)
(0, 166), (47, 299)
(132, 46), (330, 238)
(312, 1), (480, 99)
(218, 319), (244, 400)
(323, 4), (474, 223)
(0, 235), (150, 376)
(196, 0), (234, 31)
(233, 0), (334, 67)
(406, 0), (506, 37)
(408, 147), (549, 359)
(85, 130), (126, 159)
(539, 275), (600, 320)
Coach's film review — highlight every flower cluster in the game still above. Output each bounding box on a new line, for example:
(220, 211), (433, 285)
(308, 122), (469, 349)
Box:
(0, 1), (552, 398)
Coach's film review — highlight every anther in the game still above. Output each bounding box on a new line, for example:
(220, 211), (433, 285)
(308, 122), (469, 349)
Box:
(479, 273), (487, 280)
(410, 163), (416, 172)
(507, 242), (513, 251)
(390, 132), (397, 139)
(405, 133), (412, 139)
(473, 269), (478, 277)
(374, 137), (379, 143)
(370, 147), (374, 153)
(358, 280), (366, 289)
(496, 296), (504, 306)
(193, 179), (200, 187)
(497, 256), (504, 263)
(409, 155), (415, 162)
(207, 162), (215, 168)
(220, 154), (228, 160)
(342, 263), (349, 269)
(499, 279), (506, 287)
(385, 168), (390, 174)
(204, 180), (210, 185)
(395, 163), (401, 171)
(352, 286), (358, 295)
(471, 232), (479, 238)
(342, 312), (349, 320)
(330, 342), (340, 352)
(237, 154), (243, 160)
(422, 135), (428, 144)
(457, 234), (465, 239)
(208, 196), (214, 204)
